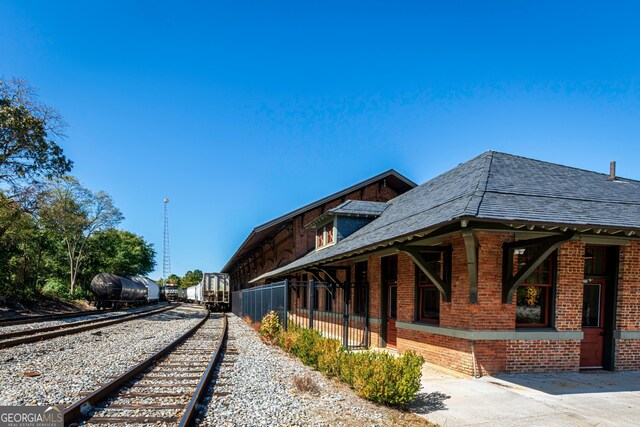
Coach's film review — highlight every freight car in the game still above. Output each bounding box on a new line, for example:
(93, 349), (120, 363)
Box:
(90, 273), (148, 310)
(161, 284), (179, 301)
(185, 272), (230, 311)
(203, 273), (230, 311)
(130, 276), (160, 302)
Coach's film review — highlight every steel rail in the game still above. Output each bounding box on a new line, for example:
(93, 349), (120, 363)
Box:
(0, 308), (116, 327)
(62, 311), (211, 426)
(0, 304), (170, 340)
(178, 313), (228, 427)
(0, 304), (176, 349)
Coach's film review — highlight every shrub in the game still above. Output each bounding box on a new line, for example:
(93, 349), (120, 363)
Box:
(278, 329), (298, 353)
(291, 328), (324, 367)
(263, 319), (425, 406)
(71, 286), (91, 301)
(40, 278), (70, 300)
(350, 350), (424, 406)
(292, 374), (319, 394)
(317, 338), (342, 378)
(260, 311), (282, 344)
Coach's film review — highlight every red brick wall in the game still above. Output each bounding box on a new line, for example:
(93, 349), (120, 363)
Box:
(397, 253), (415, 323)
(368, 255), (382, 320)
(617, 241), (640, 331)
(472, 232), (515, 330)
(398, 329), (475, 374)
(442, 234), (470, 329)
(615, 340), (640, 370)
(555, 240), (585, 331)
(506, 340), (581, 373)
(616, 240), (640, 370)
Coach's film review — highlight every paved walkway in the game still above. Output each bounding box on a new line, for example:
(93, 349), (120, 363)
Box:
(411, 367), (640, 426)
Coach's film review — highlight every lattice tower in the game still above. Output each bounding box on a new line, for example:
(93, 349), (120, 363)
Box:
(163, 198), (171, 280)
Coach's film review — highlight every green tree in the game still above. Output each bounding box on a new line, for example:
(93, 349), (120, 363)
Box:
(0, 79), (72, 240)
(0, 193), (47, 300)
(83, 228), (156, 279)
(182, 269), (203, 287)
(167, 274), (181, 286)
(0, 79), (72, 195)
(39, 176), (123, 294)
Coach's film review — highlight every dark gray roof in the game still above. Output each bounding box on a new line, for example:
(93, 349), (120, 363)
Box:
(253, 151), (640, 282)
(305, 200), (389, 228)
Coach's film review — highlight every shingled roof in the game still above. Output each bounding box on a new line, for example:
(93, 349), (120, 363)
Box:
(305, 200), (389, 229)
(252, 151), (640, 282)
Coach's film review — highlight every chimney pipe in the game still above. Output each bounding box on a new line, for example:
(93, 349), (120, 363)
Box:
(609, 161), (616, 181)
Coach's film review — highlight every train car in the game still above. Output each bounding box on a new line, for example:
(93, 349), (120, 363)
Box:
(186, 284), (196, 301)
(185, 282), (204, 304)
(130, 276), (160, 302)
(90, 273), (147, 309)
(202, 273), (230, 311)
(161, 284), (179, 301)
(177, 289), (187, 301)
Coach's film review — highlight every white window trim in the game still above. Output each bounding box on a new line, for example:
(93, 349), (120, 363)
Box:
(316, 218), (337, 250)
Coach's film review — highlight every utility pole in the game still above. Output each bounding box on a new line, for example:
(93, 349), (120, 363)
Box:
(163, 198), (171, 282)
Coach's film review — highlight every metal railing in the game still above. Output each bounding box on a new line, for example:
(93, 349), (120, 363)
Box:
(237, 281), (287, 329)
(232, 279), (368, 349)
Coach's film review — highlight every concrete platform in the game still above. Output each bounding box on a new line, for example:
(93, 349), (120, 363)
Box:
(411, 367), (640, 426)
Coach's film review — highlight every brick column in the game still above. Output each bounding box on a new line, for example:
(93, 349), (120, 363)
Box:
(616, 240), (640, 370)
(555, 240), (585, 331)
(397, 252), (415, 323)
(368, 255), (382, 346)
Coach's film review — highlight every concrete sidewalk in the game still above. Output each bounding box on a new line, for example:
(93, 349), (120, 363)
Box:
(410, 367), (640, 426)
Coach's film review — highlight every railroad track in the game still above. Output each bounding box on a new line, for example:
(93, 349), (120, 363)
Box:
(64, 312), (228, 426)
(0, 304), (177, 349)
(0, 308), (118, 327)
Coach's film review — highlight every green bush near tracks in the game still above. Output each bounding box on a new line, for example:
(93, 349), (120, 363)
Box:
(41, 278), (71, 300)
(260, 312), (424, 406)
(259, 310), (282, 344)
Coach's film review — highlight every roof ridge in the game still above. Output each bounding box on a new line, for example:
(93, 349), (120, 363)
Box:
(462, 151), (494, 216)
(488, 151), (640, 183)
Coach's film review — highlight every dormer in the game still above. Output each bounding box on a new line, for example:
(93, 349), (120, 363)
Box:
(306, 200), (388, 250)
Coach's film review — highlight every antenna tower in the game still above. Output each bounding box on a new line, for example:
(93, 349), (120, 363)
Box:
(163, 198), (171, 280)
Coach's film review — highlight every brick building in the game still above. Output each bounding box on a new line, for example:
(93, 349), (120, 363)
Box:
(247, 151), (640, 374)
(221, 170), (416, 292)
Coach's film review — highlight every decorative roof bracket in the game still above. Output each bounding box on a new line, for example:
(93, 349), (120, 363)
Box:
(502, 232), (575, 303)
(399, 245), (451, 302)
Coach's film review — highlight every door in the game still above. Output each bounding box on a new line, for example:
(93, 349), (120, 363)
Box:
(580, 280), (605, 368)
(387, 284), (398, 347)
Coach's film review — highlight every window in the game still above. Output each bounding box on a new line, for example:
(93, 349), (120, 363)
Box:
(584, 246), (607, 276)
(515, 246), (555, 327)
(316, 221), (335, 249)
(416, 252), (443, 323)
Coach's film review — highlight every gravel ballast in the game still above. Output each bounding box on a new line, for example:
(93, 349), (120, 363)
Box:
(200, 314), (434, 427)
(0, 304), (207, 406)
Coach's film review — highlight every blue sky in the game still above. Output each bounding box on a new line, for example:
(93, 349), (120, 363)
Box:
(2, 1), (639, 279)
